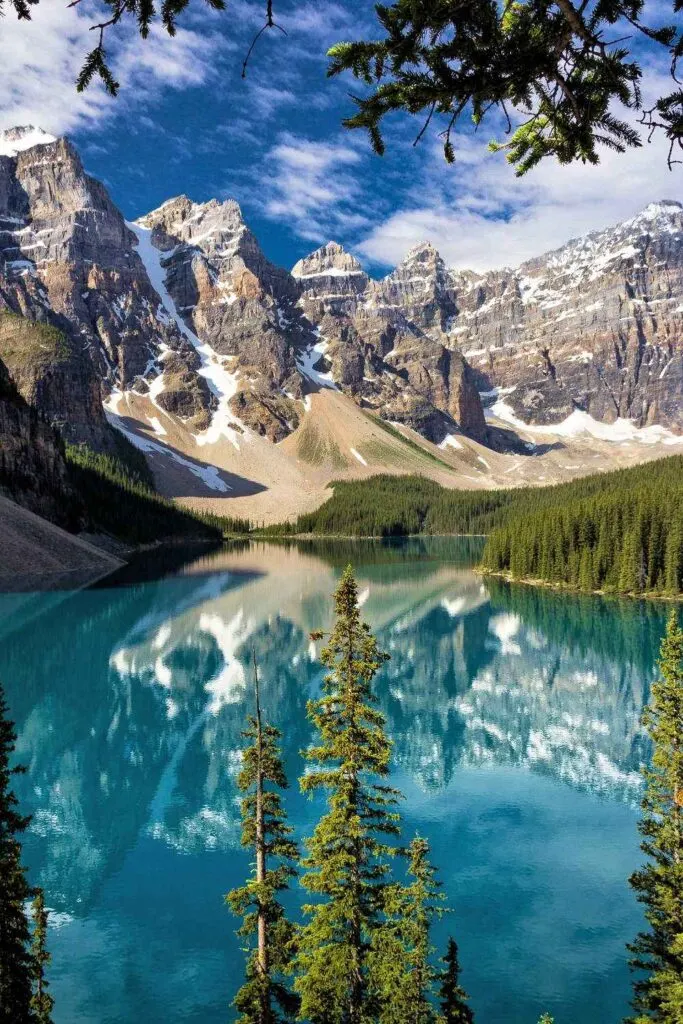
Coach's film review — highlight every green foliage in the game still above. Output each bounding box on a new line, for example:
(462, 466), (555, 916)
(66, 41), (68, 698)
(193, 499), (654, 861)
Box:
(109, 431), (157, 490)
(374, 837), (445, 1024)
(627, 611), (683, 1023)
(538, 1016), (554, 1024)
(227, 659), (299, 1024)
(65, 442), (222, 545)
(273, 458), (683, 596)
(288, 475), (511, 538)
(327, 0), (683, 172)
(482, 457), (683, 596)
(294, 566), (400, 1024)
(439, 937), (474, 1024)
(366, 415), (454, 471)
(293, 569), (476, 1023)
(0, 680), (34, 1024)
(30, 890), (54, 1024)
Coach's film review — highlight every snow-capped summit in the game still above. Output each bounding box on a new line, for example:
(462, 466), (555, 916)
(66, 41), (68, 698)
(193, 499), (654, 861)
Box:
(0, 126), (57, 158)
(292, 241), (367, 280)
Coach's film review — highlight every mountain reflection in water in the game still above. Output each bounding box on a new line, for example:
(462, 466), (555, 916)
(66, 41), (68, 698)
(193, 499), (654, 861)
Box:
(0, 538), (669, 1024)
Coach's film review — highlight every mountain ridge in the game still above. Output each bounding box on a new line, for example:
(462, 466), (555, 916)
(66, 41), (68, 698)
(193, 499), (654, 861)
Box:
(0, 124), (681, 525)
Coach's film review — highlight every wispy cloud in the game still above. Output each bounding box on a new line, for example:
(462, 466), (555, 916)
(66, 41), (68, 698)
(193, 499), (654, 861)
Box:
(251, 132), (374, 244)
(0, 3), (232, 136)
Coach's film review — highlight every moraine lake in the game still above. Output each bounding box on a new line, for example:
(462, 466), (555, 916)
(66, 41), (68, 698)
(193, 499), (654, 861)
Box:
(0, 538), (672, 1024)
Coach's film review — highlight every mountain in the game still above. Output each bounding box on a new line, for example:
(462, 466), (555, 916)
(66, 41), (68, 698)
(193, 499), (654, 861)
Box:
(450, 201), (683, 427)
(0, 346), (76, 525)
(0, 124), (681, 526)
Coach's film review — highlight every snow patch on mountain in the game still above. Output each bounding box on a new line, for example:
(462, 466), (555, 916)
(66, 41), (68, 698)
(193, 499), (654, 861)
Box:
(296, 338), (337, 389)
(0, 126), (56, 157)
(104, 389), (231, 492)
(128, 221), (247, 449)
(486, 402), (683, 445)
(439, 434), (463, 451)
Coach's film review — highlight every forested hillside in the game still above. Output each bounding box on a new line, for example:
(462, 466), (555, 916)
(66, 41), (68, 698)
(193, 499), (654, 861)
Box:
(65, 443), (224, 546)
(481, 457), (683, 597)
(270, 458), (683, 596)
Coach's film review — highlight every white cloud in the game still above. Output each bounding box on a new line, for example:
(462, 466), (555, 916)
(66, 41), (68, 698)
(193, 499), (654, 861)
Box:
(258, 133), (373, 243)
(246, 83), (298, 118)
(0, 3), (230, 136)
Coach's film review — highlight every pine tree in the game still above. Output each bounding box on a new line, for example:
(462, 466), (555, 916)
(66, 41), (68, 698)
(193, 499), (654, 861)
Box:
(627, 612), (683, 1022)
(439, 937), (474, 1024)
(0, 679), (35, 1024)
(327, 0), (682, 173)
(30, 889), (54, 1024)
(227, 652), (299, 1024)
(375, 837), (445, 1024)
(538, 1016), (554, 1024)
(664, 522), (682, 596)
(294, 565), (399, 1024)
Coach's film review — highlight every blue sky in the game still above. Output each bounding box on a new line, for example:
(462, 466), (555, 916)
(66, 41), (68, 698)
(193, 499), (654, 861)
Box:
(1, 0), (680, 273)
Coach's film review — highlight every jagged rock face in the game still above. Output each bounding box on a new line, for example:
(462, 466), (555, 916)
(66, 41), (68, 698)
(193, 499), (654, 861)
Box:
(0, 127), (184, 446)
(0, 126), (680, 457)
(0, 353), (76, 526)
(293, 241), (488, 441)
(292, 208), (683, 436)
(293, 241), (370, 314)
(377, 241), (458, 331)
(136, 195), (311, 435)
(448, 201), (683, 427)
(138, 195), (304, 389)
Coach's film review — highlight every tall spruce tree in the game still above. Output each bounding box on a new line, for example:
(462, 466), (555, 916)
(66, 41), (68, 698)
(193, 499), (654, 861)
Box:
(294, 565), (399, 1024)
(439, 937), (474, 1024)
(0, 679), (35, 1024)
(627, 611), (683, 1023)
(377, 836), (445, 1024)
(227, 652), (299, 1024)
(30, 890), (54, 1024)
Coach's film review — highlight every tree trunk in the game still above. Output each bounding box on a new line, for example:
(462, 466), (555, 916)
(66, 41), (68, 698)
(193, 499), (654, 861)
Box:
(253, 651), (269, 1019)
(346, 631), (363, 1024)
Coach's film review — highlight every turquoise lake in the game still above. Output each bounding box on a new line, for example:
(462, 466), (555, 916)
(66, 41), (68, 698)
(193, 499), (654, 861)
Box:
(0, 537), (672, 1024)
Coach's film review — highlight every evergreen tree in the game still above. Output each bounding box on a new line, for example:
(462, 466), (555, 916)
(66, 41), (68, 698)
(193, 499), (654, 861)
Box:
(374, 837), (444, 1024)
(227, 652), (299, 1024)
(627, 612), (683, 1022)
(294, 565), (399, 1024)
(538, 1016), (554, 1024)
(439, 938), (474, 1024)
(0, 680), (34, 1024)
(30, 890), (54, 1024)
(327, 0), (682, 172)
(664, 522), (683, 596)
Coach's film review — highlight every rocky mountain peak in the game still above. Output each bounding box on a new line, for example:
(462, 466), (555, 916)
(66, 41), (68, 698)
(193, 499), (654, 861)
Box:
(399, 240), (443, 266)
(379, 238), (455, 319)
(136, 195), (247, 255)
(639, 199), (682, 217)
(0, 125), (57, 158)
(621, 199), (683, 235)
(292, 240), (367, 287)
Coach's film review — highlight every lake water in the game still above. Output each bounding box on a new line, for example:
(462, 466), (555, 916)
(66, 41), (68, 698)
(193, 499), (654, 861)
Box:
(0, 538), (671, 1024)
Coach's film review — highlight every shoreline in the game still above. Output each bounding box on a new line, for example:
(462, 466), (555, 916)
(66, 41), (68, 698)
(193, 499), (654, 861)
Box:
(247, 532), (489, 541)
(477, 567), (683, 603)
